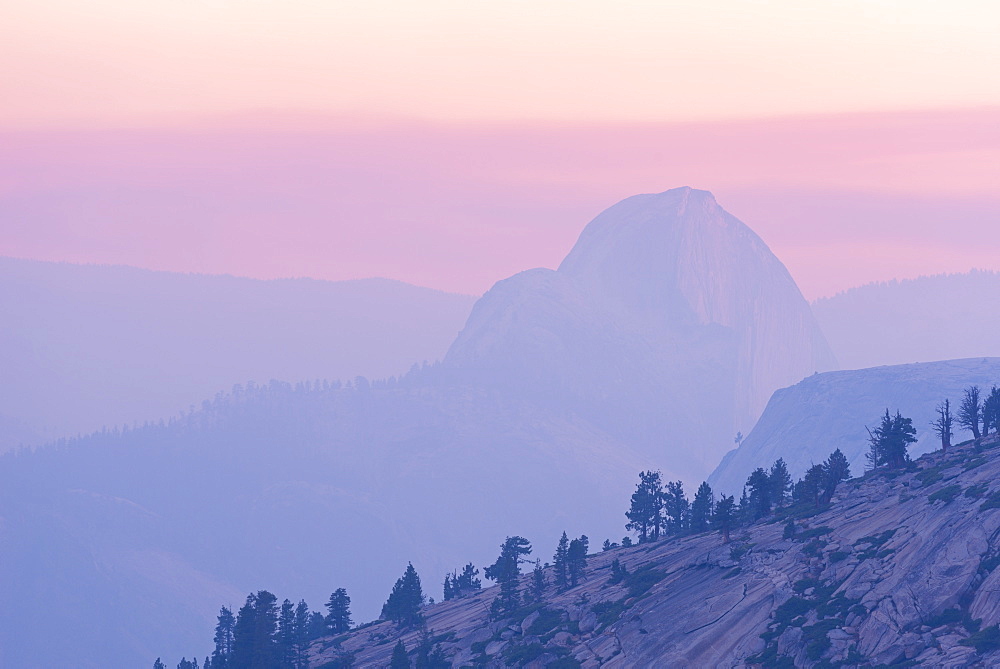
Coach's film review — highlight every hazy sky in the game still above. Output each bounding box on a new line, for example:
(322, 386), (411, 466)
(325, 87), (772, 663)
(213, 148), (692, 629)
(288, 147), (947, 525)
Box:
(2, 1), (999, 297)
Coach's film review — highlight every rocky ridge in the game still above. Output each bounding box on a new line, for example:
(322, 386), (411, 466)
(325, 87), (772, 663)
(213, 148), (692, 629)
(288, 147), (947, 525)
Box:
(310, 435), (1000, 667)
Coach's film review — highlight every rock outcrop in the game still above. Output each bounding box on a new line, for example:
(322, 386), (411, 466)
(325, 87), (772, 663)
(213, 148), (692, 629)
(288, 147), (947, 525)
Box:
(708, 357), (1000, 495)
(311, 435), (1000, 667)
(446, 187), (836, 482)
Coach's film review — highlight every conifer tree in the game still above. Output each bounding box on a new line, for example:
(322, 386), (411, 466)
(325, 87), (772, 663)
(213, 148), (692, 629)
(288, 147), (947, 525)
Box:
(325, 588), (352, 634)
(768, 458), (792, 507)
(625, 470), (664, 542)
(212, 606), (235, 668)
(293, 600), (310, 668)
(822, 449), (851, 502)
(154, 659), (166, 669)
(932, 399), (954, 452)
(531, 559), (546, 600)
(737, 486), (750, 526)
(866, 409), (917, 469)
(381, 564), (425, 629)
(959, 386), (983, 440)
(414, 628), (450, 668)
(553, 532), (569, 589)
(278, 599), (297, 669)
(442, 574), (454, 602)
(713, 494), (736, 543)
(486, 536), (532, 614)
(745, 468), (771, 520)
(983, 387), (1000, 437)
(663, 481), (689, 535)
(567, 535), (589, 586)
(799, 463), (827, 506)
(390, 641), (410, 669)
(451, 563), (480, 599)
(690, 481), (714, 533)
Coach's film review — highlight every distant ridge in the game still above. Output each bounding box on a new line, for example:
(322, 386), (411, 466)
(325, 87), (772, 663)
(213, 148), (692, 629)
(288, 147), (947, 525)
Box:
(0, 256), (477, 451)
(813, 269), (1000, 369)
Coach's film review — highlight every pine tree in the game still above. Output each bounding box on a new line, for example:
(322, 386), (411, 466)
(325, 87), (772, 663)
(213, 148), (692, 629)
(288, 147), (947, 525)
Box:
(625, 470), (664, 543)
(608, 558), (629, 584)
(390, 641), (410, 669)
(531, 559), (546, 600)
(485, 536), (532, 614)
(278, 599), (297, 669)
(867, 409), (917, 469)
(768, 458), (792, 507)
(713, 494), (736, 543)
(737, 486), (750, 526)
(959, 386), (983, 440)
(414, 628), (450, 668)
(293, 600), (310, 668)
(601, 539), (619, 551)
(663, 481), (689, 535)
(450, 563), (480, 599)
(553, 532), (569, 589)
(567, 535), (589, 587)
(231, 591), (280, 669)
(381, 564), (425, 629)
(983, 387), (1000, 437)
(690, 481), (714, 533)
(822, 448), (852, 502)
(932, 399), (954, 452)
(212, 606), (235, 668)
(325, 588), (352, 634)
(443, 574), (454, 601)
(154, 659), (166, 669)
(746, 468), (771, 520)
(799, 464), (827, 506)
(306, 612), (326, 640)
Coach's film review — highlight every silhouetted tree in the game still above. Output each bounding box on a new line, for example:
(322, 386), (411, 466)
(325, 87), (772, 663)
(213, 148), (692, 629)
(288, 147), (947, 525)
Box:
(212, 606), (235, 668)
(931, 399), (954, 452)
(866, 409), (917, 469)
(690, 481), (714, 533)
(485, 536), (532, 615)
(621, 536), (633, 548)
(959, 386), (983, 440)
(567, 535), (589, 586)
(769, 458), (792, 507)
(325, 589), (352, 634)
(530, 559), (546, 600)
(293, 600), (310, 668)
(232, 590), (279, 669)
(602, 539), (619, 551)
(381, 564), (424, 629)
(713, 494), (736, 543)
(278, 599), (297, 669)
(984, 387), (1000, 437)
(797, 463), (827, 506)
(553, 532), (569, 589)
(822, 448), (852, 503)
(177, 659), (198, 669)
(625, 470), (664, 542)
(746, 468), (771, 520)
(390, 641), (410, 669)
(306, 612), (326, 641)
(663, 481), (689, 535)
(154, 659), (166, 669)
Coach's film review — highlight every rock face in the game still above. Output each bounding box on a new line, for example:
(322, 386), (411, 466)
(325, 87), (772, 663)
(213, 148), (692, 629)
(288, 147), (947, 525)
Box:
(708, 357), (1000, 495)
(447, 187), (836, 481)
(311, 435), (1000, 668)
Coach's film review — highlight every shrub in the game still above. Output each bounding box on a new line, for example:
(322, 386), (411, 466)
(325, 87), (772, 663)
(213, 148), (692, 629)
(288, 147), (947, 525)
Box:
(928, 484), (962, 504)
(960, 625), (1000, 653)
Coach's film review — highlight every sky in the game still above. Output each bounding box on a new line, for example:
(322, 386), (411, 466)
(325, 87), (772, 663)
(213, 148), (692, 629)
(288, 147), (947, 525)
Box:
(2, 1), (1000, 298)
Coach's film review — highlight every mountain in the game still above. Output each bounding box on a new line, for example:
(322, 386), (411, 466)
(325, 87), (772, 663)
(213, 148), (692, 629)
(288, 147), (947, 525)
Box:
(446, 187), (836, 481)
(0, 257), (476, 451)
(813, 270), (1000, 370)
(0, 188), (834, 667)
(304, 435), (1000, 668)
(708, 357), (1000, 496)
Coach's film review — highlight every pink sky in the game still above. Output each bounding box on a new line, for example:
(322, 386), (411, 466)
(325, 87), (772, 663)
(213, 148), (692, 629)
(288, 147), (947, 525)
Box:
(2, 109), (999, 299)
(2, 1), (999, 298)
